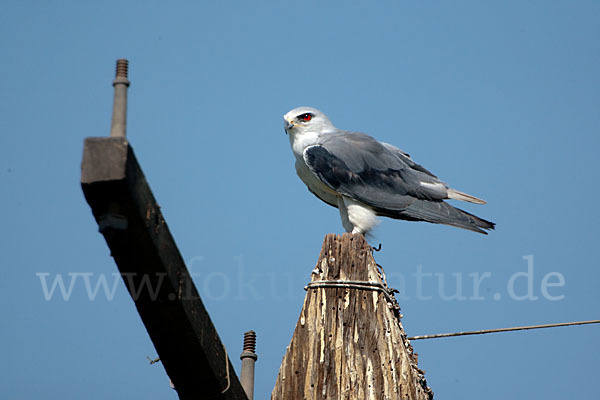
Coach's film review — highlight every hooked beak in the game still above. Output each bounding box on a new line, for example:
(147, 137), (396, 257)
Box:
(284, 118), (295, 135)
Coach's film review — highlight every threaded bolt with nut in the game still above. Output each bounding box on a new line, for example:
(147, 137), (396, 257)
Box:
(115, 59), (129, 79)
(240, 330), (257, 400)
(243, 330), (257, 353)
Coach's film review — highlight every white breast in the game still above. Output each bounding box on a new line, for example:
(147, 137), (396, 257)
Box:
(289, 129), (341, 207)
(294, 157), (340, 207)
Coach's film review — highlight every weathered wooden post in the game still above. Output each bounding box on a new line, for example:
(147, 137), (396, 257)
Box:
(272, 233), (432, 400)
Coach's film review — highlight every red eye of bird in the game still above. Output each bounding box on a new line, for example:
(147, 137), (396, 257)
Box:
(299, 113), (313, 122)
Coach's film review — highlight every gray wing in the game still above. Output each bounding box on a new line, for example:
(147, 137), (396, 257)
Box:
(379, 142), (439, 178)
(303, 131), (495, 233)
(306, 131), (449, 207)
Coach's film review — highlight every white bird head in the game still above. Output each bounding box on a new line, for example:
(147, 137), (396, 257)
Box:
(283, 106), (336, 136)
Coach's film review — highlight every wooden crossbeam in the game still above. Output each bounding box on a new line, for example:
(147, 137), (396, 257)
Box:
(81, 137), (248, 400)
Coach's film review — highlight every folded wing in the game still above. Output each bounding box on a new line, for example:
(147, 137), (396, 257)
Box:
(302, 132), (494, 234)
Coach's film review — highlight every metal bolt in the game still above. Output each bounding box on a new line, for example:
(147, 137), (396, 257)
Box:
(243, 330), (257, 353)
(115, 59), (129, 79)
(110, 59), (130, 137)
(240, 330), (257, 400)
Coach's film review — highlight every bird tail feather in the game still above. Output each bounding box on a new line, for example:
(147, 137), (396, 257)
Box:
(447, 188), (487, 205)
(401, 200), (495, 234)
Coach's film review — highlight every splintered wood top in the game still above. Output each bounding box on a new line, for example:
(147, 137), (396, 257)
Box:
(272, 233), (432, 400)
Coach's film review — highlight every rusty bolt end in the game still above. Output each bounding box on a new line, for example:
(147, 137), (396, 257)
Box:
(113, 59), (130, 87)
(243, 330), (256, 353)
(115, 59), (129, 78)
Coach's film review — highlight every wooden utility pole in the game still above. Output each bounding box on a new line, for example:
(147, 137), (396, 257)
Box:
(272, 233), (433, 400)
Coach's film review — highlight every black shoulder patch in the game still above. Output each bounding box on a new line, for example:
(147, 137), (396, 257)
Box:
(303, 145), (354, 190)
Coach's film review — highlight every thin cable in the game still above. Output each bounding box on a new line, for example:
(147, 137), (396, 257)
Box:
(408, 319), (600, 340)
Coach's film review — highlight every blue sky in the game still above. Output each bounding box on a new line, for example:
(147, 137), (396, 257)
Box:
(1, 1), (599, 399)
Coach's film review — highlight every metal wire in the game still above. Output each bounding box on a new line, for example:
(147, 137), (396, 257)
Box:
(407, 319), (600, 340)
(305, 279), (400, 309)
